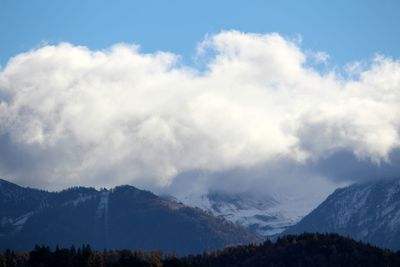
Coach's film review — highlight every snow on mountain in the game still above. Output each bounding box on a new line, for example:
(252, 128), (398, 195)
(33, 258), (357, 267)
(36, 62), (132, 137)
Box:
(12, 212), (34, 231)
(175, 190), (323, 237)
(284, 179), (400, 250)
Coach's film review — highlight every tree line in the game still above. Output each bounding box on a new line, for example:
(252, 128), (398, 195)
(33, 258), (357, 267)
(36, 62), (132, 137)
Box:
(1, 233), (399, 267)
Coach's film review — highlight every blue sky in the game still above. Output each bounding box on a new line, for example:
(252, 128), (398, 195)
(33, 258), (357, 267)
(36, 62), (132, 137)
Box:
(1, 0), (399, 67)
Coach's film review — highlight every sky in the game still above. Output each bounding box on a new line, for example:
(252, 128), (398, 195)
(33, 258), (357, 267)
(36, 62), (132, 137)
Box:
(1, 0), (400, 67)
(0, 1), (400, 209)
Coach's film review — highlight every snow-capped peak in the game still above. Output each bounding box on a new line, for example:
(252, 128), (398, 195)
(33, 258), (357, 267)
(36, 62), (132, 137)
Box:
(175, 190), (317, 237)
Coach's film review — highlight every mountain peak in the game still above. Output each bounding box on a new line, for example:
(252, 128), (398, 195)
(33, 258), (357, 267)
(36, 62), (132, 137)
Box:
(0, 178), (258, 254)
(284, 178), (400, 250)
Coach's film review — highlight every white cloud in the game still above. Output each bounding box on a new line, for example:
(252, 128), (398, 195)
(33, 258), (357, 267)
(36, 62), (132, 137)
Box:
(0, 31), (399, 191)
(310, 51), (330, 64)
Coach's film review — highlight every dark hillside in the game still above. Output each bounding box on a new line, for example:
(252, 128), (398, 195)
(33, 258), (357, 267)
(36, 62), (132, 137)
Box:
(1, 233), (399, 267)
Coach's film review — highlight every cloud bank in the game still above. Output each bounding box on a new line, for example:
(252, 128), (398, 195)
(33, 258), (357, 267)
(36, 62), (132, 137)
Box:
(0, 31), (399, 191)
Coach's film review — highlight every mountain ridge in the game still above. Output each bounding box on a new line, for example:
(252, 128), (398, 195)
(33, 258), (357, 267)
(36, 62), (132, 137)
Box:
(0, 178), (258, 255)
(284, 179), (400, 250)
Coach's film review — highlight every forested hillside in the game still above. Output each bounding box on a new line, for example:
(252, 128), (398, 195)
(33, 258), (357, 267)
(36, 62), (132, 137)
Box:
(1, 233), (399, 267)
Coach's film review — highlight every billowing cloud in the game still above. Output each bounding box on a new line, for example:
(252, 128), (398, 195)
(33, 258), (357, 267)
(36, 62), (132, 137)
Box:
(0, 31), (399, 191)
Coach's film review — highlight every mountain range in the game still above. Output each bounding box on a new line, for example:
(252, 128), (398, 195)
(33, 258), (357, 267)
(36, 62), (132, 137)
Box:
(2, 177), (400, 253)
(0, 179), (257, 255)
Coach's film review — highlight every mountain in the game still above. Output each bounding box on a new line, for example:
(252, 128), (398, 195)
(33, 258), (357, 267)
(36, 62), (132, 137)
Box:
(174, 191), (315, 237)
(0, 179), (258, 255)
(284, 179), (400, 250)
